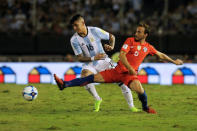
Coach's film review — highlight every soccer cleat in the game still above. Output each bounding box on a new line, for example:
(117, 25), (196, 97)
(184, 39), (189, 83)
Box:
(54, 74), (64, 90)
(130, 107), (141, 112)
(94, 99), (102, 112)
(143, 106), (157, 114)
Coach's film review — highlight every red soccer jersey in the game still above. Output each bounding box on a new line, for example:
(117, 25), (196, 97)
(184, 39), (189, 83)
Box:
(116, 37), (157, 72)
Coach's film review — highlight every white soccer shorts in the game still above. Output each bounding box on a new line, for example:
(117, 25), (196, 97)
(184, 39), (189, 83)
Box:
(82, 57), (114, 74)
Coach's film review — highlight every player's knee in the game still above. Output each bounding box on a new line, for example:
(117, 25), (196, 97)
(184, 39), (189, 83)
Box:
(81, 70), (88, 77)
(84, 84), (93, 90)
(129, 80), (144, 94)
(84, 85), (89, 90)
(137, 87), (144, 94)
(120, 84), (130, 93)
(81, 70), (92, 77)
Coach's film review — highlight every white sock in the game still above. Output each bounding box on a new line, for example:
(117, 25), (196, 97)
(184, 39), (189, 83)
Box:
(119, 83), (134, 108)
(85, 84), (101, 101)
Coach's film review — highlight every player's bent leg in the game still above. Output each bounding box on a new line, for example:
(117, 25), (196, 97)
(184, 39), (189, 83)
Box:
(81, 69), (101, 101)
(119, 83), (140, 112)
(129, 80), (157, 114)
(81, 69), (102, 112)
(85, 83), (102, 112)
(119, 83), (134, 108)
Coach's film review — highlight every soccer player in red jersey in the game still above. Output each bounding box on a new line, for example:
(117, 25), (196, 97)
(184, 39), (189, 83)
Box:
(54, 23), (183, 114)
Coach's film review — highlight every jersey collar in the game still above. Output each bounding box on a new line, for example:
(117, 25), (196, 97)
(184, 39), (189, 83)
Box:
(140, 42), (147, 45)
(134, 39), (147, 45)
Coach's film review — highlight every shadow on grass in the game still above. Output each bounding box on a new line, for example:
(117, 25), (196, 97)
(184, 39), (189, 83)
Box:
(46, 125), (61, 130)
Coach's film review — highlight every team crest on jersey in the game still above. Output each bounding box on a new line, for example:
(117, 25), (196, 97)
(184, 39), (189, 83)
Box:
(90, 37), (94, 42)
(137, 46), (141, 50)
(123, 44), (128, 49)
(143, 47), (147, 52)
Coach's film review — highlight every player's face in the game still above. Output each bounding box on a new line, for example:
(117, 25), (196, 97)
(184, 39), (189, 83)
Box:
(72, 19), (85, 34)
(134, 27), (147, 41)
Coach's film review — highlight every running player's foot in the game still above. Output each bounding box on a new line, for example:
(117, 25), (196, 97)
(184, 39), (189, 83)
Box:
(130, 107), (141, 112)
(54, 74), (64, 90)
(94, 99), (102, 112)
(143, 106), (157, 114)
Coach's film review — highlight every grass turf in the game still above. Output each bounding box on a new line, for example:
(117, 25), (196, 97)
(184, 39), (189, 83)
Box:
(0, 84), (197, 131)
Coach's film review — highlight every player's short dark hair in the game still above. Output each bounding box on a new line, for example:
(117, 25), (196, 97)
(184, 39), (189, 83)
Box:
(70, 14), (84, 25)
(138, 23), (150, 35)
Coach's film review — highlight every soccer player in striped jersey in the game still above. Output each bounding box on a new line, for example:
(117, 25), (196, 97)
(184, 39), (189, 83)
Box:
(68, 14), (139, 112)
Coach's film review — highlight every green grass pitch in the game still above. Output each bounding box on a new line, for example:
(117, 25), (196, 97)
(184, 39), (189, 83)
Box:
(0, 84), (197, 131)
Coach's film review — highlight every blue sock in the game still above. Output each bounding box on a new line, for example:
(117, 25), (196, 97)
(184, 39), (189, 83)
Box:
(138, 91), (148, 110)
(64, 75), (94, 87)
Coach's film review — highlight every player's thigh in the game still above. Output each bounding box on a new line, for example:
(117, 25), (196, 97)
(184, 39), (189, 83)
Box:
(81, 69), (94, 77)
(129, 80), (144, 94)
(94, 73), (105, 82)
(99, 69), (120, 83)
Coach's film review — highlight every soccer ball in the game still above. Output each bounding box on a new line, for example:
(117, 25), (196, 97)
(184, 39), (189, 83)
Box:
(22, 86), (38, 101)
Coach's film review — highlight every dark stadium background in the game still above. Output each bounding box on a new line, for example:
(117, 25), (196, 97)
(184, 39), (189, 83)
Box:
(0, 0), (196, 62)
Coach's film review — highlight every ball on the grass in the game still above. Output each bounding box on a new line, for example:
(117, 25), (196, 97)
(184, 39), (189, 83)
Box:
(22, 86), (38, 101)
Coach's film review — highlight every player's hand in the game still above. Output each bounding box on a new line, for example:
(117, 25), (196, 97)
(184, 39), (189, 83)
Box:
(94, 53), (106, 60)
(104, 44), (113, 51)
(174, 59), (183, 65)
(128, 68), (137, 75)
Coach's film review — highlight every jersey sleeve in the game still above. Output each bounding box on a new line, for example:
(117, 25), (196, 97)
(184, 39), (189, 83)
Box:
(94, 27), (110, 40)
(120, 38), (132, 53)
(70, 38), (82, 55)
(149, 44), (157, 55)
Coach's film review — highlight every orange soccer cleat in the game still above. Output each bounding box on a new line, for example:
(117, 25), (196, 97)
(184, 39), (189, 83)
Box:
(54, 74), (64, 90)
(144, 106), (157, 114)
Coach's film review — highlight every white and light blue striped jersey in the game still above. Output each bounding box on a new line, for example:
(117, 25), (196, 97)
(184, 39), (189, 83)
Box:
(70, 26), (109, 58)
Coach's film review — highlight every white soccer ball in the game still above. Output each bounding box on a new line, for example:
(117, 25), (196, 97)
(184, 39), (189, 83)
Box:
(23, 86), (38, 101)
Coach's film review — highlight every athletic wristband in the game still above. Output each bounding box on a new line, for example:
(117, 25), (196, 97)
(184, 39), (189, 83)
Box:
(91, 56), (95, 61)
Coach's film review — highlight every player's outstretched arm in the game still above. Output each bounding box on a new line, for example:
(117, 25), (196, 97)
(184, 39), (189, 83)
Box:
(76, 53), (106, 62)
(104, 33), (115, 51)
(155, 51), (183, 65)
(119, 51), (137, 75)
